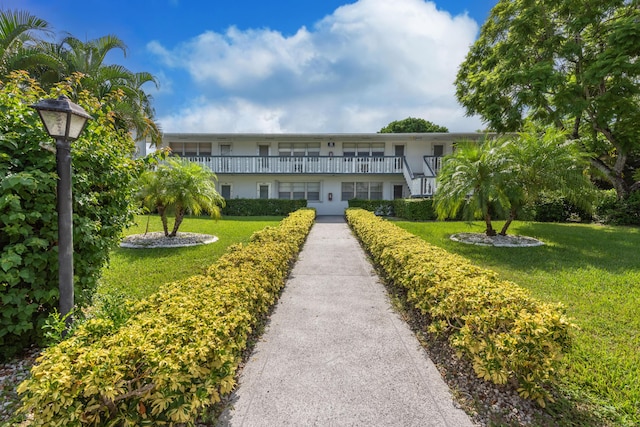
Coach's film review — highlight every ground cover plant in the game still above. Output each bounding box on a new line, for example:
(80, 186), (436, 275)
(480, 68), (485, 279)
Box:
(0, 214), (284, 425)
(346, 209), (573, 408)
(98, 215), (283, 300)
(17, 209), (315, 425)
(395, 219), (640, 426)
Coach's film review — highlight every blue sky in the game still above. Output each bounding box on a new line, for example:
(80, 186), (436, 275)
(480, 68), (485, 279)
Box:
(3, 0), (498, 133)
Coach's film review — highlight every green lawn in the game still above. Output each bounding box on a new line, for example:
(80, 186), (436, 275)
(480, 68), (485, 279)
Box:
(97, 215), (283, 300)
(394, 219), (640, 426)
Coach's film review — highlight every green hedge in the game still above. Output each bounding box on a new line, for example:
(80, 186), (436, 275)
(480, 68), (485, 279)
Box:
(346, 208), (573, 406)
(347, 199), (395, 216)
(532, 192), (592, 223)
(221, 199), (307, 216)
(17, 209), (316, 426)
(347, 198), (437, 220)
(393, 198), (437, 220)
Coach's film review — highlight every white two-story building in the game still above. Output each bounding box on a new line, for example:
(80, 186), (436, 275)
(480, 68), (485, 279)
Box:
(160, 132), (490, 215)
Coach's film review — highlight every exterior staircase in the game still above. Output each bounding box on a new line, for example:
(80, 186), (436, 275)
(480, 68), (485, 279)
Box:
(402, 156), (439, 197)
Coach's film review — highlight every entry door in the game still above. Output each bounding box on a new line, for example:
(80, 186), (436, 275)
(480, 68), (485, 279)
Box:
(258, 183), (270, 199)
(394, 145), (405, 169)
(258, 145), (269, 170)
(393, 184), (404, 199)
(220, 144), (231, 172)
(220, 184), (231, 199)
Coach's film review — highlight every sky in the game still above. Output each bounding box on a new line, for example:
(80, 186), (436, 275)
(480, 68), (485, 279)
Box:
(2, 0), (498, 133)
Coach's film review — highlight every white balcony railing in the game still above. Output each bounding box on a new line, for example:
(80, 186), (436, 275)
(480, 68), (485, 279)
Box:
(183, 155), (404, 174)
(423, 156), (442, 176)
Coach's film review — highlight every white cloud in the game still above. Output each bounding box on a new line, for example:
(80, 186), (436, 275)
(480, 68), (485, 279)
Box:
(151, 0), (483, 133)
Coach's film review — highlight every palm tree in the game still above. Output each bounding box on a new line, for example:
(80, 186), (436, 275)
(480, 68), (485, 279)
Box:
(433, 138), (511, 236)
(0, 9), (52, 76)
(27, 33), (162, 145)
(52, 35), (162, 144)
(498, 124), (594, 234)
(137, 159), (226, 237)
(434, 124), (594, 237)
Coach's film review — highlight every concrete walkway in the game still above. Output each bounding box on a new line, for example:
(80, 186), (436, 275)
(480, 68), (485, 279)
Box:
(218, 216), (474, 426)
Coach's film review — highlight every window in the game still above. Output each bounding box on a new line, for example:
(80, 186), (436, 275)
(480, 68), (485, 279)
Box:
(370, 182), (383, 199)
(434, 144), (444, 156)
(341, 182), (383, 201)
(199, 143), (212, 156)
(371, 143), (385, 157)
(184, 143), (198, 156)
(278, 143), (320, 156)
(343, 143), (356, 157)
(278, 182), (320, 201)
(341, 182), (354, 201)
(343, 143), (385, 156)
(169, 142), (183, 156)
(169, 142), (212, 156)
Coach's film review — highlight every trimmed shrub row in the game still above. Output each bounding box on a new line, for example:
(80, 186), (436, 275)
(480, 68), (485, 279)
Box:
(393, 198), (437, 221)
(345, 208), (573, 406)
(221, 198), (307, 216)
(347, 198), (437, 221)
(17, 209), (316, 426)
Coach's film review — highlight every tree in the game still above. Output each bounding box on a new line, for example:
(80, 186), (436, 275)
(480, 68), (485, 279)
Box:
(0, 72), (147, 359)
(0, 12), (162, 145)
(137, 158), (225, 237)
(379, 117), (448, 133)
(496, 124), (595, 234)
(455, 0), (640, 199)
(434, 124), (595, 236)
(43, 35), (162, 144)
(0, 9), (51, 77)
(433, 138), (510, 236)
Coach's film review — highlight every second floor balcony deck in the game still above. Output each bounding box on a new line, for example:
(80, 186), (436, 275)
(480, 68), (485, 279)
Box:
(183, 155), (406, 174)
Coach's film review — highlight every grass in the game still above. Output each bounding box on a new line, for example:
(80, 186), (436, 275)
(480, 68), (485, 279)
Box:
(393, 219), (640, 426)
(97, 215), (283, 300)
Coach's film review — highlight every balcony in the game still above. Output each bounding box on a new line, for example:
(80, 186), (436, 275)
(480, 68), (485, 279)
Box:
(182, 155), (405, 174)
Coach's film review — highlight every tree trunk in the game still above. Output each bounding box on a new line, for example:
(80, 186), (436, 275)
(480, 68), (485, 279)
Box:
(158, 205), (169, 237)
(484, 214), (497, 236)
(499, 209), (517, 236)
(170, 208), (184, 237)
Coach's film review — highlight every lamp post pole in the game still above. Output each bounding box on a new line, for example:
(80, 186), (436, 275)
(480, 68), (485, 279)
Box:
(30, 96), (91, 330)
(56, 135), (74, 326)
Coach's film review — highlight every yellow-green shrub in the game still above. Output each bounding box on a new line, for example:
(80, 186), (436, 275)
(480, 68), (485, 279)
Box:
(346, 208), (573, 406)
(17, 209), (316, 426)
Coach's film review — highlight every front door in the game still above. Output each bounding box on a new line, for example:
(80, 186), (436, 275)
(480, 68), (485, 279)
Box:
(393, 184), (404, 199)
(258, 145), (270, 170)
(394, 145), (405, 169)
(220, 144), (231, 172)
(220, 184), (231, 199)
(258, 183), (270, 199)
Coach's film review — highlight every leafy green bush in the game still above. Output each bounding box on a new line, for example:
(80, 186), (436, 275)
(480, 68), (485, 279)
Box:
(595, 190), (640, 225)
(222, 198), (306, 216)
(393, 198), (437, 220)
(532, 192), (592, 223)
(17, 209), (315, 426)
(347, 199), (394, 216)
(346, 208), (574, 406)
(0, 72), (146, 360)
(347, 198), (438, 220)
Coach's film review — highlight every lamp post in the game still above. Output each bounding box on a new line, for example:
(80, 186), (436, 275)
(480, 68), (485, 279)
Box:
(30, 96), (91, 329)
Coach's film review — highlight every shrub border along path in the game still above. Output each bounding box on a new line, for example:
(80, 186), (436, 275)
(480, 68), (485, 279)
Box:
(17, 209), (316, 426)
(345, 208), (573, 407)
